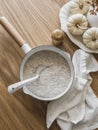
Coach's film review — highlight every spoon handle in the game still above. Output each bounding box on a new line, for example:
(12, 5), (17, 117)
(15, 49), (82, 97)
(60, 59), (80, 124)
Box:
(8, 75), (39, 94)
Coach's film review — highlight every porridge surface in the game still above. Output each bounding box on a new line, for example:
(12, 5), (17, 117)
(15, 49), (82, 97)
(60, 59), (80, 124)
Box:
(23, 51), (71, 98)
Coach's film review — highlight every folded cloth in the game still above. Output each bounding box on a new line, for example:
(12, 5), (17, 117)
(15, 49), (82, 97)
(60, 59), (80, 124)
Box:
(46, 49), (98, 130)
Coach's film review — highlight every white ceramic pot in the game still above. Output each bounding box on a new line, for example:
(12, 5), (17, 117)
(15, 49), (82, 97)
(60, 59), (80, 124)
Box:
(87, 6), (98, 27)
(0, 16), (74, 101)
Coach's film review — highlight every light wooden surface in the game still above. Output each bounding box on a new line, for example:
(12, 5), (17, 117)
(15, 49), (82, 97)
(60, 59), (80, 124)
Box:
(0, 0), (98, 130)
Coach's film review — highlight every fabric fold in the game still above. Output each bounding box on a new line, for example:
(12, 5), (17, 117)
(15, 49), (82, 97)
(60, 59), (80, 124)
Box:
(46, 49), (98, 130)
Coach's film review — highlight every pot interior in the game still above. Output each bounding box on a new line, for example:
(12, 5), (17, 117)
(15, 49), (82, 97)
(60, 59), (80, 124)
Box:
(20, 45), (74, 101)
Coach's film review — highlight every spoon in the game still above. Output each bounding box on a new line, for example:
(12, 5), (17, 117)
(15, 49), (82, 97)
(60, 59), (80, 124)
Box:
(8, 65), (48, 94)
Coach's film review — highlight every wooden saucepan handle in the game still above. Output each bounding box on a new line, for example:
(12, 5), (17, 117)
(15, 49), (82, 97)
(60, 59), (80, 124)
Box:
(0, 16), (25, 47)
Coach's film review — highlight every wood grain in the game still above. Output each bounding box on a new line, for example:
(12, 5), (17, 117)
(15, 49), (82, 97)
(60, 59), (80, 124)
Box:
(0, 0), (98, 130)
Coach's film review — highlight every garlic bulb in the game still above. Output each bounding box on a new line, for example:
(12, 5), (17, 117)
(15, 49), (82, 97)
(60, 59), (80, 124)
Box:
(83, 27), (98, 49)
(70, 0), (90, 15)
(67, 14), (88, 35)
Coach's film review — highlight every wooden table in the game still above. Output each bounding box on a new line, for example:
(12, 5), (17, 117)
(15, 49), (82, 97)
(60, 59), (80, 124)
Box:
(0, 0), (98, 130)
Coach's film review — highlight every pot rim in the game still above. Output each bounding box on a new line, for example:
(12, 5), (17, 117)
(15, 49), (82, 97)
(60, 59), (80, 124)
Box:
(20, 45), (74, 101)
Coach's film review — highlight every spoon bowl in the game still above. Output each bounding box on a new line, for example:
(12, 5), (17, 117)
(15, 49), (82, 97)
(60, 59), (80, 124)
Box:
(8, 65), (48, 93)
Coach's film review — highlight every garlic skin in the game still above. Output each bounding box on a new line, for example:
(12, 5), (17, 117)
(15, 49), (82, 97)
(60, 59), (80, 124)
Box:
(83, 27), (98, 49)
(70, 0), (90, 15)
(67, 14), (88, 35)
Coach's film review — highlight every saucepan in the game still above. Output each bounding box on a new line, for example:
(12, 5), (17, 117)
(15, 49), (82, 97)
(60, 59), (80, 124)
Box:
(0, 16), (74, 101)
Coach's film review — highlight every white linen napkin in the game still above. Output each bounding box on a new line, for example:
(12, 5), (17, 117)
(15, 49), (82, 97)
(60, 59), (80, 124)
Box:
(46, 49), (98, 130)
